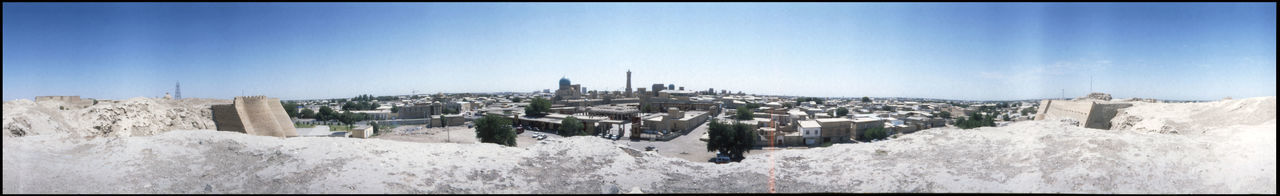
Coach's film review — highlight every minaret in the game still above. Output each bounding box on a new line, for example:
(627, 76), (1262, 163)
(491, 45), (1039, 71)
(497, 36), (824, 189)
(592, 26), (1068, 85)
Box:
(175, 81), (182, 99)
(625, 70), (632, 97)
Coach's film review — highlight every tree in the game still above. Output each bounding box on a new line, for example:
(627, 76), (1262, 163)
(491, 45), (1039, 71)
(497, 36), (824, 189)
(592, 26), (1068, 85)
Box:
(881, 105), (895, 112)
(796, 97), (822, 105)
(706, 119), (756, 161)
(956, 113), (996, 129)
(390, 105), (399, 113)
(729, 122), (756, 160)
(525, 97), (552, 117)
(338, 111), (356, 126)
(370, 121), (380, 136)
(862, 127), (889, 141)
(938, 111), (951, 119)
(282, 102), (299, 118)
(1001, 114), (1011, 121)
(511, 96), (522, 103)
(317, 106), (336, 121)
(474, 114), (517, 147)
(560, 116), (583, 136)
(300, 108), (316, 119)
(1020, 107), (1037, 116)
(836, 107), (849, 117)
(861, 96), (872, 103)
(735, 106), (754, 121)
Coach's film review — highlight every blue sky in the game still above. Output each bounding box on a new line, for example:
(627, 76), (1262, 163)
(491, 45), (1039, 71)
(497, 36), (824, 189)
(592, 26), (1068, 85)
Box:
(4, 3), (1275, 101)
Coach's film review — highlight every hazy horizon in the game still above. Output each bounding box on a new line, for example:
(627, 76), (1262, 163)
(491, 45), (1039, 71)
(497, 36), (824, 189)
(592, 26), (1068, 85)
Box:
(4, 3), (1276, 101)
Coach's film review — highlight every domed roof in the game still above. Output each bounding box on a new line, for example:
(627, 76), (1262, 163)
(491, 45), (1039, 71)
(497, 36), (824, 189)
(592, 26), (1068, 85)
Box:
(559, 77), (571, 86)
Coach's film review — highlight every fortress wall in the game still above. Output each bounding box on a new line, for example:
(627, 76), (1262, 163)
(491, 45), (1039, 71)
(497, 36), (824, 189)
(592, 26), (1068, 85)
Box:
(242, 96), (285, 137)
(1037, 100), (1094, 127)
(213, 96), (297, 137)
(211, 104), (245, 133)
(1036, 99), (1134, 130)
(1084, 103), (1134, 130)
(1035, 100), (1052, 120)
(265, 98), (299, 137)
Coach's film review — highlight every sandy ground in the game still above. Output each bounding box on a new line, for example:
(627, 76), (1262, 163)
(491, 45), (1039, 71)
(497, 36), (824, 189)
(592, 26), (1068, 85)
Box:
(2, 97), (1275, 193)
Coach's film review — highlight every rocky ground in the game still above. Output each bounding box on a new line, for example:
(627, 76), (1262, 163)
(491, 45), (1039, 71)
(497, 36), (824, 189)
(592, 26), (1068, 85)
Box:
(3, 97), (228, 138)
(2, 97), (1275, 194)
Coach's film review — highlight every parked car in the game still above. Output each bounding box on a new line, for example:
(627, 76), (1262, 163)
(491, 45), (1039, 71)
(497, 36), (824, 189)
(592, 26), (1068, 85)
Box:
(645, 146), (656, 151)
(712, 154), (732, 164)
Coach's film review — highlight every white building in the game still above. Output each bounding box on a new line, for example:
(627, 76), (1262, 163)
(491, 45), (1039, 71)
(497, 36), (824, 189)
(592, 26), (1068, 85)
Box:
(798, 120), (821, 146)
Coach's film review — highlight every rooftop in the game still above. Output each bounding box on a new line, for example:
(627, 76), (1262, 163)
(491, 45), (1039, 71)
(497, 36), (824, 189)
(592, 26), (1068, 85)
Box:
(798, 120), (821, 128)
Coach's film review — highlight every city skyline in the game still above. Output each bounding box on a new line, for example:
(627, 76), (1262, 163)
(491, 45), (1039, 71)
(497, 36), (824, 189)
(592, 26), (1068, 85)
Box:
(4, 3), (1276, 101)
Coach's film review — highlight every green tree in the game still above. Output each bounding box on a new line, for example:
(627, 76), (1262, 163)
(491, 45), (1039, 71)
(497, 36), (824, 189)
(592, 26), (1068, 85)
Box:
(342, 101), (355, 111)
(1021, 107), (1037, 116)
(735, 106), (754, 121)
(474, 114), (517, 147)
(938, 111), (951, 119)
(300, 108), (316, 119)
(317, 106), (336, 121)
(511, 96), (522, 103)
(706, 119), (735, 157)
(729, 122), (756, 160)
(706, 119), (756, 161)
(560, 116), (583, 136)
(524, 97), (552, 117)
(862, 127), (890, 141)
(338, 111), (356, 126)
(390, 105), (399, 113)
(282, 102), (299, 118)
(836, 107), (850, 117)
(861, 96), (872, 103)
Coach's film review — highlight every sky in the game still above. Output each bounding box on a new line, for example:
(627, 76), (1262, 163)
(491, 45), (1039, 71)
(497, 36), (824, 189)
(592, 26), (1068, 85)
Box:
(3, 3), (1276, 101)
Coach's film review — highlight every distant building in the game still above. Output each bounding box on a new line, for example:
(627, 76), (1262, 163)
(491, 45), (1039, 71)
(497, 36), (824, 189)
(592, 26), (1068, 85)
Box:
(626, 70), (633, 97)
(350, 126), (372, 139)
(815, 118), (853, 143)
(555, 77), (585, 101)
(798, 120), (821, 146)
(399, 103), (442, 119)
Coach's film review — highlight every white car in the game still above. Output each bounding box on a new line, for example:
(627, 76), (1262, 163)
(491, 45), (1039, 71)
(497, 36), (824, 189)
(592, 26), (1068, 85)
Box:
(699, 133), (710, 141)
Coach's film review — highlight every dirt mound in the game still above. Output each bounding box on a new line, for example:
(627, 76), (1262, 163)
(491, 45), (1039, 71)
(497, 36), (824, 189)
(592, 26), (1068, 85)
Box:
(2, 97), (230, 138)
(1111, 96), (1276, 135)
